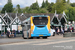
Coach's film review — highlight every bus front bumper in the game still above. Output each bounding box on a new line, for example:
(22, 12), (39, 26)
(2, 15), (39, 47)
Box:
(31, 33), (51, 37)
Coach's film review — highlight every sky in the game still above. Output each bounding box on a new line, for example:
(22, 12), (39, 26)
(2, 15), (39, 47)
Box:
(0, 0), (75, 8)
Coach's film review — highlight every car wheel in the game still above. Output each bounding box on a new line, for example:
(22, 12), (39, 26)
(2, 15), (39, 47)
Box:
(53, 32), (55, 36)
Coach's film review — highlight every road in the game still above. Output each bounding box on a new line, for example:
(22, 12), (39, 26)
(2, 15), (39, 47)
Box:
(0, 35), (75, 50)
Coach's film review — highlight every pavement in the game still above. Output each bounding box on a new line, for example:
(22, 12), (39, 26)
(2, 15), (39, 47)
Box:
(0, 34), (22, 38)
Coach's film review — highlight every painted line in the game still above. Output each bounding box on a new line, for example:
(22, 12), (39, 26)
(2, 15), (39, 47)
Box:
(0, 39), (63, 46)
(0, 40), (53, 46)
(0, 38), (75, 46)
(33, 39), (75, 45)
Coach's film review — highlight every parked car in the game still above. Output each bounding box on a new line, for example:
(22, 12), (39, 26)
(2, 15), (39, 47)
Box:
(51, 28), (55, 36)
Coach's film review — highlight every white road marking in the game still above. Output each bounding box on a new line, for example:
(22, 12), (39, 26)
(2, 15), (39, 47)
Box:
(33, 39), (75, 45)
(0, 38), (75, 46)
(0, 40), (53, 46)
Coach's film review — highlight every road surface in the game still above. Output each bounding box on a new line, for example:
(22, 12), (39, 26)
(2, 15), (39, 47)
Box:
(0, 35), (75, 50)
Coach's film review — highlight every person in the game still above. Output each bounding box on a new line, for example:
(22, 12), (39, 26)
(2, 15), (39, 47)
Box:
(61, 27), (64, 35)
(7, 30), (14, 38)
(12, 30), (16, 37)
(9, 31), (14, 37)
(55, 27), (58, 35)
(68, 27), (71, 32)
(6, 30), (10, 38)
(18, 30), (20, 34)
(57, 27), (60, 35)
(71, 27), (73, 32)
(1, 32), (5, 36)
(65, 27), (67, 32)
(72, 27), (74, 32)
(1, 32), (6, 37)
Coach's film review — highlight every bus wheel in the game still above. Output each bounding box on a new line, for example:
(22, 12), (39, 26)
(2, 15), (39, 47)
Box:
(43, 37), (47, 39)
(37, 37), (40, 39)
(53, 32), (55, 36)
(29, 37), (33, 39)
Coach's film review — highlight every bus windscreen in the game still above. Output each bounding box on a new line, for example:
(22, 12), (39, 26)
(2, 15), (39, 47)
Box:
(33, 17), (48, 25)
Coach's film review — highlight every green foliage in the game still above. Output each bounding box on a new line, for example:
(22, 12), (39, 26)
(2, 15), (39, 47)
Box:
(30, 1), (39, 10)
(70, 3), (75, 7)
(39, 8), (48, 13)
(30, 10), (39, 13)
(12, 8), (17, 13)
(45, 0), (49, 8)
(47, 2), (54, 12)
(16, 4), (21, 13)
(56, 0), (60, 3)
(67, 0), (70, 4)
(1, 3), (13, 13)
(65, 7), (75, 21)
(0, 11), (1, 13)
(63, 0), (66, 3)
(41, 0), (50, 8)
(52, 0), (66, 14)
(41, 0), (45, 8)
(22, 7), (30, 13)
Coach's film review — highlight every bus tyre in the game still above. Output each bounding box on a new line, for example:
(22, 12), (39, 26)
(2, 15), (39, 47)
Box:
(43, 37), (47, 39)
(37, 37), (40, 39)
(53, 32), (55, 36)
(29, 37), (33, 39)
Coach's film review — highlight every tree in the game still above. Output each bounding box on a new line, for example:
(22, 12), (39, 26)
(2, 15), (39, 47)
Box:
(56, 0), (61, 3)
(63, 0), (66, 3)
(41, 0), (45, 8)
(70, 3), (75, 7)
(0, 11), (1, 13)
(39, 8), (48, 13)
(16, 4), (21, 13)
(41, 0), (50, 8)
(67, 0), (70, 4)
(30, 10), (39, 13)
(45, 0), (50, 8)
(22, 7), (30, 13)
(12, 8), (17, 13)
(47, 2), (54, 12)
(1, 3), (13, 13)
(30, 1), (39, 10)
(52, 0), (66, 13)
(45, 0), (49, 7)
(65, 7), (75, 21)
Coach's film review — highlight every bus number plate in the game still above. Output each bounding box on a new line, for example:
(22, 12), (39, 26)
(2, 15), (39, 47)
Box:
(39, 35), (43, 36)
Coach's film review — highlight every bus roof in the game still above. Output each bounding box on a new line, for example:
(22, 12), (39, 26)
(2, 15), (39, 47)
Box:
(22, 15), (48, 23)
(33, 15), (48, 17)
